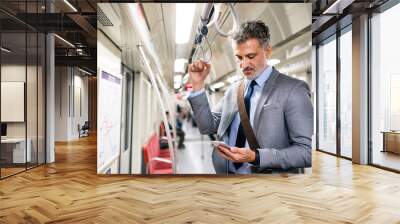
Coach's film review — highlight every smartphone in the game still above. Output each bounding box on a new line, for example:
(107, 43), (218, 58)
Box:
(211, 141), (230, 149)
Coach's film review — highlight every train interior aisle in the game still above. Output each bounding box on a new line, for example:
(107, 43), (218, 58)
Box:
(176, 119), (215, 174)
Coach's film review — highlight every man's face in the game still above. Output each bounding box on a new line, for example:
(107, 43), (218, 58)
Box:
(234, 38), (271, 79)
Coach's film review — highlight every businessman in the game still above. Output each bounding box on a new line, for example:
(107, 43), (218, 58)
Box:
(188, 20), (313, 174)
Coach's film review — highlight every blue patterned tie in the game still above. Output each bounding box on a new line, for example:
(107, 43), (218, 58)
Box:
(234, 80), (257, 169)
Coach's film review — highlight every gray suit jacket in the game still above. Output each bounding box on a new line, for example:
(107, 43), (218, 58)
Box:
(188, 68), (313, 174)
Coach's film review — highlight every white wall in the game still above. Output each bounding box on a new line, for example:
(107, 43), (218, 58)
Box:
(1, 65), (26, 141)
(55, 66), (69, 141)
(54, 67), (89, 141)
(1, 64), (46, 164)
(72, 73), (89, 138)
(1, 65), (37, 138)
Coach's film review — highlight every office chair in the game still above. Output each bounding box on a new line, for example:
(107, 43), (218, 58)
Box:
(79, 121), (90, 138)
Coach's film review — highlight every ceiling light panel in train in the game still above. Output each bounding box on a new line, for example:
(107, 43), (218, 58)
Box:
(175, 3), (196, 44)
(174, 58), (188, 73)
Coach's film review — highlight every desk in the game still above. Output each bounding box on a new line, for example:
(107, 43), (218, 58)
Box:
(382, 131), (400, 154)
(1, 138), (31, 163)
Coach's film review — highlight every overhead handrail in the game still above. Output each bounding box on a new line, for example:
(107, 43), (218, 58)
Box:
(191, 3), (240, 63)
(206, 3), (221, 29)
(212, 3), (240, 37)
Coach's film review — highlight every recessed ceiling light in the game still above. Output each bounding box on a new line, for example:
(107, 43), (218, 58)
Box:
(78, 67), (92, 76)
(322, 0), (351, 15)
(63, 0), (78, 12)
(54, 34), (75, 48)
(1, 47), (11, 53)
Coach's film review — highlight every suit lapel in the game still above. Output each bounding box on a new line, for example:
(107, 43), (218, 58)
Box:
(253, 68), (280, 134)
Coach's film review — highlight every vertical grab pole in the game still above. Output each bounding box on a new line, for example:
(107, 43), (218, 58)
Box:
(154, 71), (178, 153)
(138, 45), (176, 174)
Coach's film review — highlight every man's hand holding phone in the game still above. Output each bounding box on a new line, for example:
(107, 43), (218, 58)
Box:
(211, 141), (230, 149)
(212, 141), (256, 163)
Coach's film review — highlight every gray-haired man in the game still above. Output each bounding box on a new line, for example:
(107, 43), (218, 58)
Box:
(188, 20), (313, 174)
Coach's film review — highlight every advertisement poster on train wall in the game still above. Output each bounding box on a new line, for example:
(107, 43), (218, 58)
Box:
(97, 69), (122, 173)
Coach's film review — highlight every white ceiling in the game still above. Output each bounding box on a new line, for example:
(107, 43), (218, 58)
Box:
(100, 3), (312, 88)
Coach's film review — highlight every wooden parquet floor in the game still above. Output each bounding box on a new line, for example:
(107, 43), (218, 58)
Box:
(1, 167), (26, 178)
(1, 135), (400, 223)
